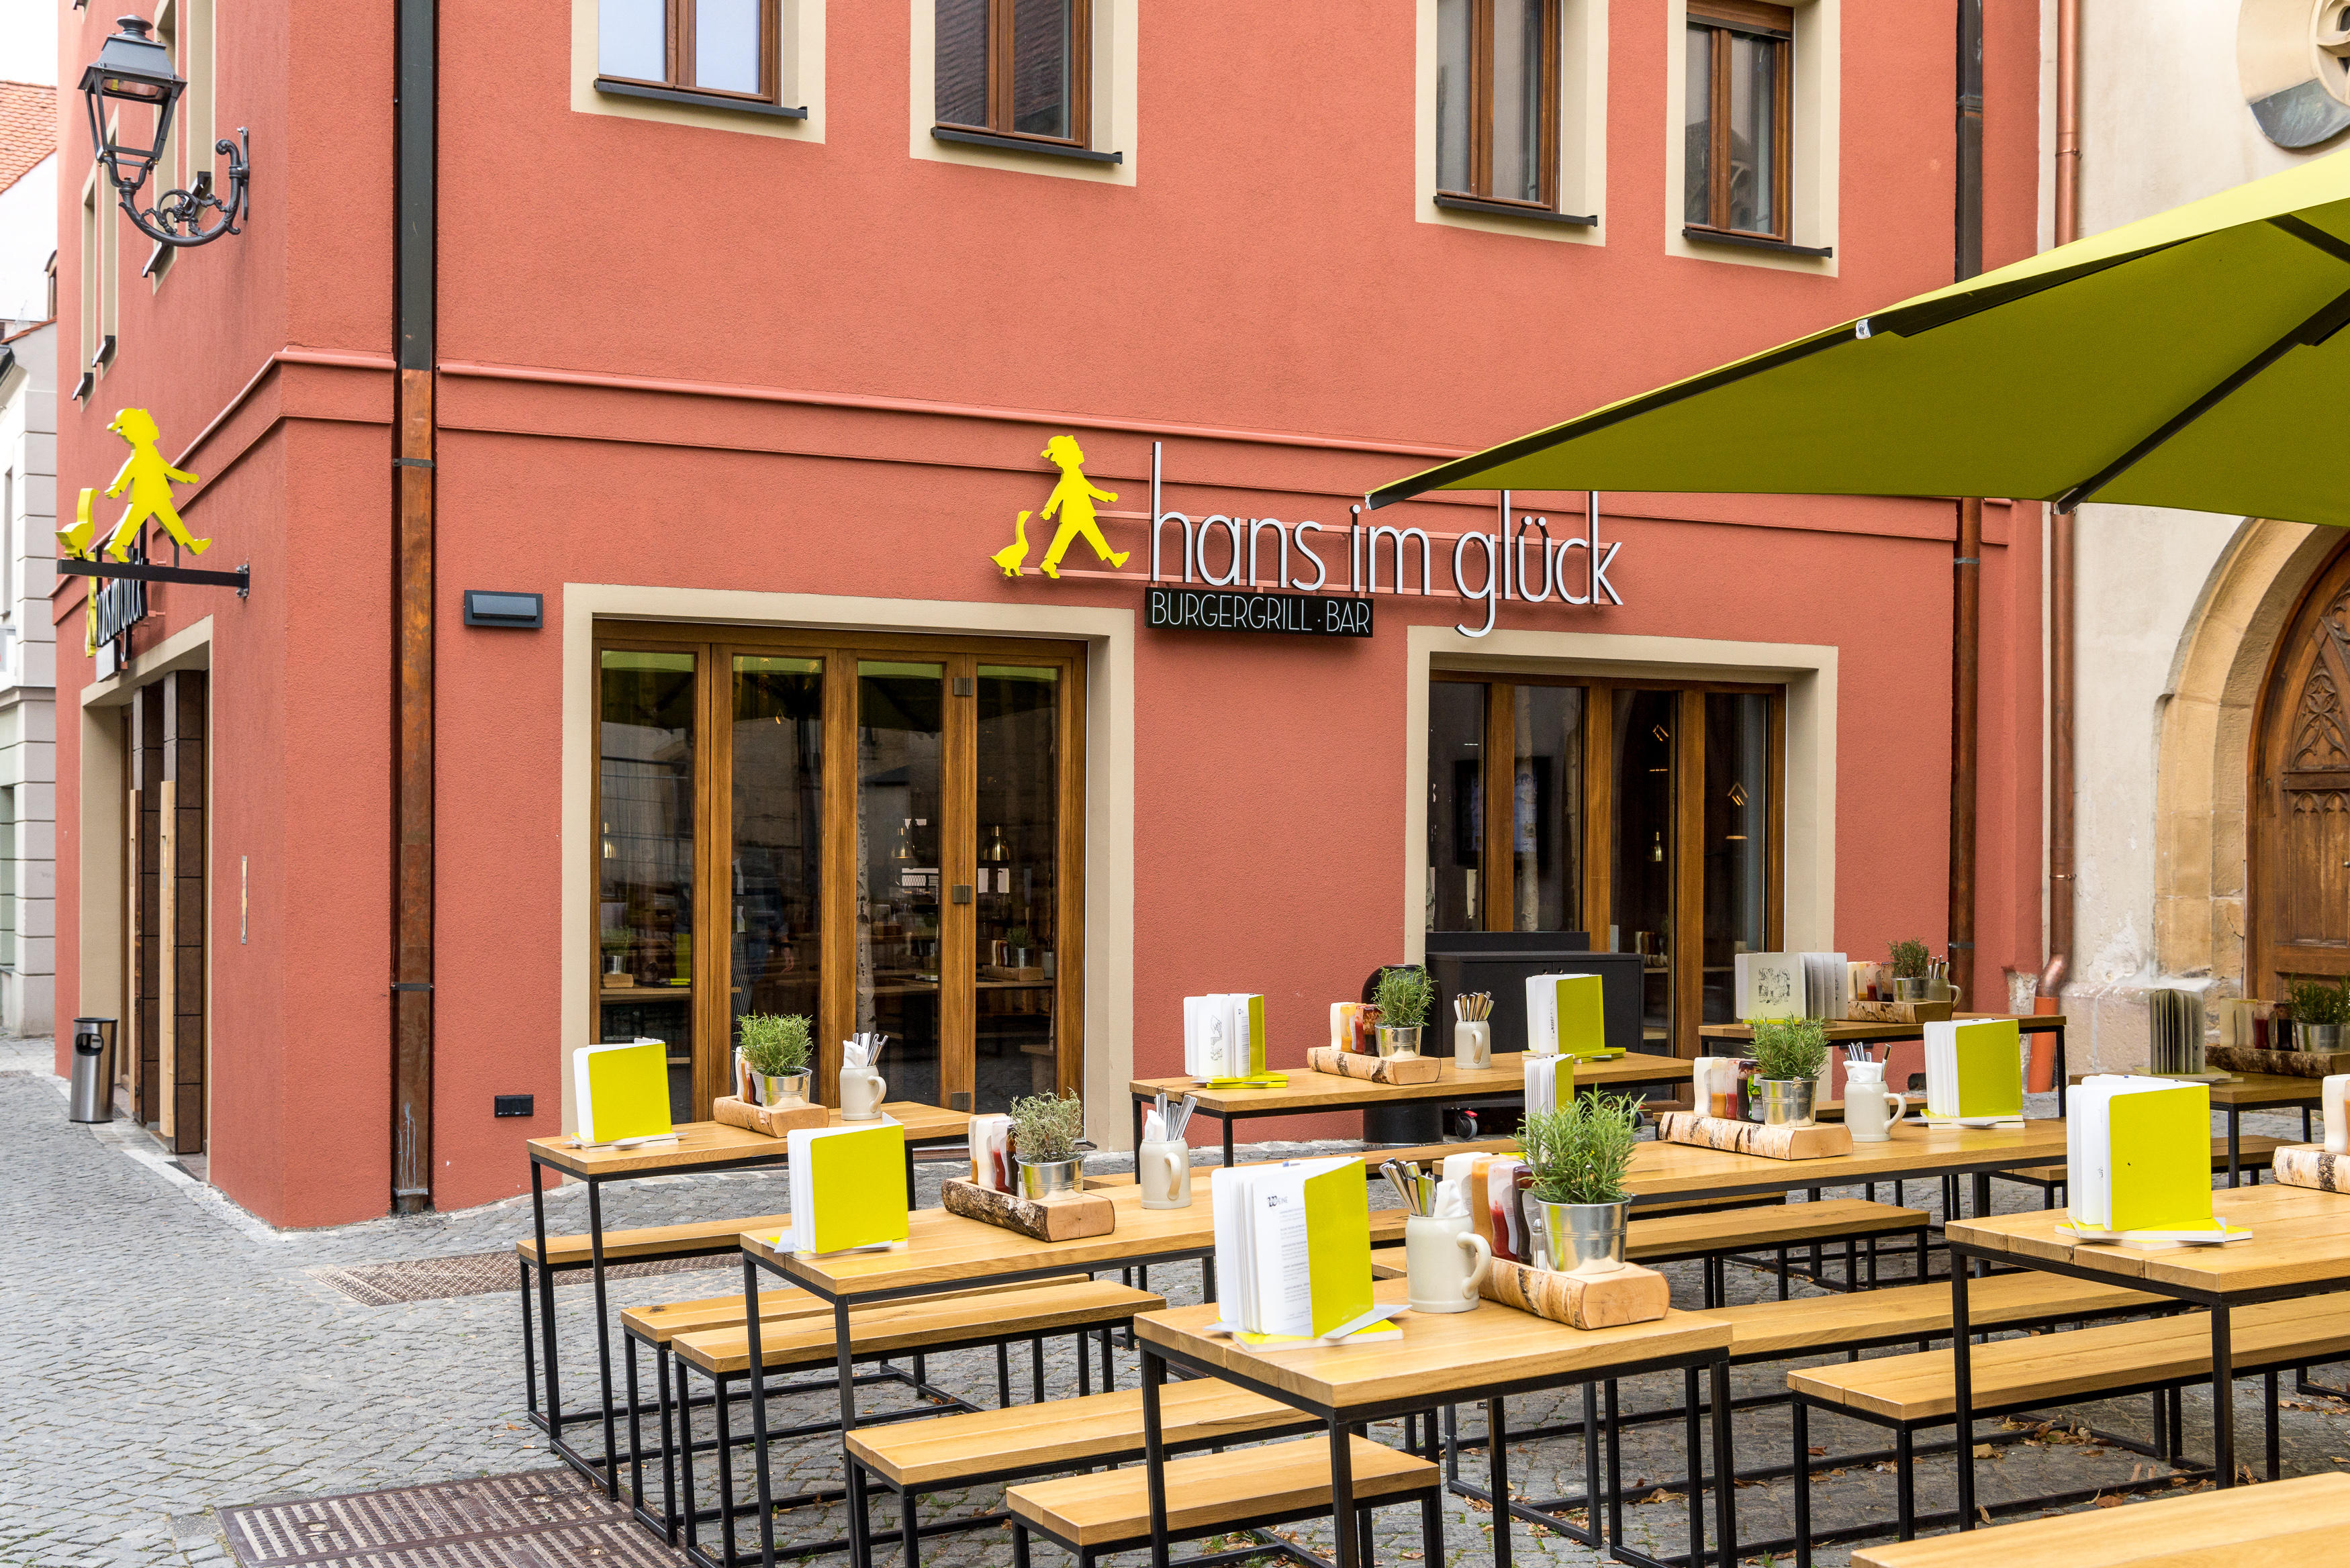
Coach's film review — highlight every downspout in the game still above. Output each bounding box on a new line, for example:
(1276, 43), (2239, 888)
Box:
(2044, 0), (2081, 1002)
(391, 0), (437, 1213)
(1948, 0), (1983, 1010)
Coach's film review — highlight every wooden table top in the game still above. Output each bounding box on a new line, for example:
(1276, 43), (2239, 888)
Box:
(1135, 1279), (1730, 1414)
(528, 1102), (972, 1179)
(751, 1175), (1407, 1299)
(1946, 1181), (2350, 1298)
(1129, 1050), (1691, 1114)
(1621, 1118), (2071, 1200)
(2065, 1070), (2327, 1109)
(1700, 1012), (2065, 1043)
(1846, 1470), (2350, 1567)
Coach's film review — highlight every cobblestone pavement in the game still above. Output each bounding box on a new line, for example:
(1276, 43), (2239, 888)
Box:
(4, 1037), (2348, 1568)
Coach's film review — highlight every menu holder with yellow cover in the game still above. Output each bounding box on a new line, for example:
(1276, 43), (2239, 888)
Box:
(571, 1038), (675, 1146)
(1209, 1157), (1403, 1346)
(2063, 1076), (2250, 1244)
(1920, 1017), (2025, 1126)
(1525, 973), (1619, 1060)
(785, 1121), (910, 1255)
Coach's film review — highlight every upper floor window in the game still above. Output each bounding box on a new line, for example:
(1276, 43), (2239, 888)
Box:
(935, 0), (1090, 147)
(600, 0), (778, 104)
(1436, 0), (1560, 211)
(1684, 1), (1791, 242)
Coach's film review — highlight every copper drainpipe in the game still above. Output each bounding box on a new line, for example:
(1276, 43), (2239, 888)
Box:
(1948, 0), (1984, 1008)
(2046, 0), (2081, 1003)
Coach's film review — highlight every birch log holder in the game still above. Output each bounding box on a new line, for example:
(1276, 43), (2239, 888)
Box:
(1307, 1046), (1442, 1085)
(712, 1095), (829, 1137)
(940, 1179), (1115, 1240)
(1481, 1258), (1671, 1329)
(1654, 1110), (1854, 1159)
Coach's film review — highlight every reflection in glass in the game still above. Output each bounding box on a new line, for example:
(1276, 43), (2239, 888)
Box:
(1011, 0), (1072, 138)
(857, 663), (945, 1109)
(600, 649), (696, 1117)
(1491, 0), (1545, 203)
(976, 667), (1060, 1112)
(598, 0), (665, 81)
(1427, 683), (1487, 930)
(935, 0), (990, 126)
(695, 0), (764, 95)
(1612, 691), (1675, 1046)
(1703, 694), (1771, 1024)
(1512, 685), (1583, 932)
(733, 657), (824, 1052)
(1728, 31), (1778, 234)
(1683, 26), (1713, 224)
(1436, 0), (1471, 193)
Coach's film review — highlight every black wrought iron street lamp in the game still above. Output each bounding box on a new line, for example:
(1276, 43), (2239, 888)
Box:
(79, 15), (250, 248)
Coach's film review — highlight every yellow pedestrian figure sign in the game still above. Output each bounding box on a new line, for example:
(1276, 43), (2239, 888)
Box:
(99, 408), (209, 561)
(990, 436), (1128, 579)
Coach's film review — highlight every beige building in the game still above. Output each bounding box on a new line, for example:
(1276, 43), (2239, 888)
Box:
(2057, 1), (2350, 1066)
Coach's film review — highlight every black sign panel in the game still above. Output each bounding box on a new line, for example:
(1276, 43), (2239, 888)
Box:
(93, 571), (147, 646)
(1145, 585), (1373, 638)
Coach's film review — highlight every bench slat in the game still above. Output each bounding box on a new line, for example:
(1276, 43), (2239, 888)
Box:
(673, 1280), (1160, 1375)
(622, 1275), (1094, 1346)
(1847, 1470), (2350, 1567)
(1791, 1295), (2350, 1420)
(1628, 1197), (1926, 1259)
(849, 1377), (1316, 1485)
(518, 1213), (793, 1269)
(1008, 1435), (1434, 1549)
(1707, 1271), (2163, 1358)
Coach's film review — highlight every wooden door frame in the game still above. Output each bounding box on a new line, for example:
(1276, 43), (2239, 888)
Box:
(2249, 536), (2350, 996)
(590, 622), (1089, 1120)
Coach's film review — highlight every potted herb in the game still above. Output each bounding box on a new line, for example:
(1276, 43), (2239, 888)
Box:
(1518, 1093), (1644, 1276)
(1008, 1089), (1088, 1199)
(1750, 1017), (1828, 1128)
(2288, 977), (2350, 1051)
(1889, 940), (1932, 1003)
(1006, 926), (1035, 969)
(737, 1013), (812, 1108)
(1373, 965), (1434, 1059)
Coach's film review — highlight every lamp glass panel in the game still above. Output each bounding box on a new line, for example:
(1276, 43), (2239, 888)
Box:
(599, 0), (667, 81)
(694, 0), (764, 95)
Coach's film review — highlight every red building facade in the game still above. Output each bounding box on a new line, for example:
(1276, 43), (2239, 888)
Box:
(53, 1), (2049, 1226)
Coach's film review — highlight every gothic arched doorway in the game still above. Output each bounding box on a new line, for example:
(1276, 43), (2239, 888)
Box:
(2251, 534), (2350, 997)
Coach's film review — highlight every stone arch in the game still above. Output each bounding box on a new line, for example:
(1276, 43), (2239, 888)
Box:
(2153, 517), (2339, 993)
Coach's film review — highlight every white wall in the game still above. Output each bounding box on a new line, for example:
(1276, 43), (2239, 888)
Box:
(2065, 1), (2345, 1063)
(0, 3), (57, 85)
(0, 321), (56, 1036)
(0, 152), (56, 328)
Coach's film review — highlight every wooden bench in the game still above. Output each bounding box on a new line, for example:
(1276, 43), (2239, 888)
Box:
(847, 1377), (1323, 1566)
(1993, 1136), (2287, 1205)
(1006, 1435), (1442, 1568)
(1846, 1469), (2350, 1567)
(1786, 1295), (2350, 1558)
(1708, 1269), (2163, 1361)
(667, 1279), (1164, 1564)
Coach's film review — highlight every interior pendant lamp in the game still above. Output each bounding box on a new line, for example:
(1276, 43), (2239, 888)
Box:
(80, 15), (250, 247)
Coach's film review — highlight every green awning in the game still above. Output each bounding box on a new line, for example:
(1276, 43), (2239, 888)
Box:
(1369, 148), (2350, 528)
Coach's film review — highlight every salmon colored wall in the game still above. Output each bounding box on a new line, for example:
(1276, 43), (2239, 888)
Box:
(58, 1), (2050, 1224)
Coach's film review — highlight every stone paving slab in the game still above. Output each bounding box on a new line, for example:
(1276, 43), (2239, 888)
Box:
(5, 1038), (2349, 1568)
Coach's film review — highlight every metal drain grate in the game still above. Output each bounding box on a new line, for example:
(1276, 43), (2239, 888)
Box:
(308, 1250), (725, 1306)
(220, 1469), (681, 1566)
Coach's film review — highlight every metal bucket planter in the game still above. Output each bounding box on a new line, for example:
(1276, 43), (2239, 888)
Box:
(753, 1069), (811, 1109)
(1534, 1197), (1633, 1276)
(1017, 1157), (1084, 1199)
(1756, 1077), (1816, 1128)
(1375, 1025), (1423, 1059)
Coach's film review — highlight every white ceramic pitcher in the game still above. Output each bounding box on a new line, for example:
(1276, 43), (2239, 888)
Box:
(1842, 1061), (1903, 1143)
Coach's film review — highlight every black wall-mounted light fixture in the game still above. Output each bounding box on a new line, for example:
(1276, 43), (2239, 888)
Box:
(463, 590), (544, 629)
(80, 15), (250, 248)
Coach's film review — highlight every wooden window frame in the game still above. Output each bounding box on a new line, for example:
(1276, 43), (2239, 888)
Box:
(597, 0), (786, 109)
(1440, 0), (1563, 213)
(590, 623), (1088, 1119)
(1432, 671), (1785, 1057)
(934, 0), (1095, 152)
(1685, 0), (1793, 245)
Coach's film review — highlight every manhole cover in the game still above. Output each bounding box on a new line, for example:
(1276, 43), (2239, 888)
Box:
(220, 1470), (681, 1565)
(308, 1251), (722, 1306)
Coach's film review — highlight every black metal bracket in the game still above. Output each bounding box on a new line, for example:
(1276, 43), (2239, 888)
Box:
(59, 558), (251, 599)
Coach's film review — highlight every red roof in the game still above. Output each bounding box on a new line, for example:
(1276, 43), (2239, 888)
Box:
(0, 82), (57, 199)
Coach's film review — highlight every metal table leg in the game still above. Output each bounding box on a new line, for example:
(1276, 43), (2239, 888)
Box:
(1487, 1396), (1511, 1568)
(1710, 1359), (1736, 1568)
(588, 1177), (618, 1496)
(2055, 1024), (2068, 1117)
(1952, 1251), (1977, 1529)
(1327, 1414), (1360, 1568)
(1143, 1352), (1170, 1568)
(2228, 1110), (2243, 1189)
(531, 1162), (562, 1447)
(2213, 1305), (2236, 1486)
(747, 1255), (778, 1567)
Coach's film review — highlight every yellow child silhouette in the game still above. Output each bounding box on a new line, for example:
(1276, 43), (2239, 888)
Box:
(1035, 436), (1127, 578)
(101, 408), (207, 561)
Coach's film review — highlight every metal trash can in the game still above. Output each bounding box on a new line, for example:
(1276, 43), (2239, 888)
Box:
(69, 1018), (117, 1124)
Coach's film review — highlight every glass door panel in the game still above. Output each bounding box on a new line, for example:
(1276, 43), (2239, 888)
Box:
(599, 648), (697, 1122)
(731, 656), (825, 1048)
(1427, 681), (1487, 931)
(975, 665), (1061, 1112)
(1511, 684), (1583, 933)
(1612, 689), (1677, 1048)
(1702, 693), (1771, 1025)
(857, 661), (945, 1109)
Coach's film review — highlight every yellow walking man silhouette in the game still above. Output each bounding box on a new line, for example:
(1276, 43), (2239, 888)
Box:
(1033, 436), (1127, 579)
(100, 408), (208, 561)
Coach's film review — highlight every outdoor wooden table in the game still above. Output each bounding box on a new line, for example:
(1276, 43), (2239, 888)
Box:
(1943, 1181), (2350, 1528)
(1133, 1281), (1736, 1568)
(522, 1104), (970, 1496)
(1129, 1050), (1693, 1166)
(1702, 1012), (2071, 1110)
(2070, 1071), (2324, 1187)
(732, 1179), (1408, 1567)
